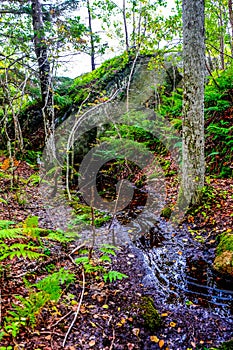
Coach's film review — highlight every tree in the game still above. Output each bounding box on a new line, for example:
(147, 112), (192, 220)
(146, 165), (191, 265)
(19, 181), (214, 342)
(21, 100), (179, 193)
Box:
(0, 0), (87, 151)
(31, 0), (54, 141)
(228, 0), (233, 57)
(180, 0), (205, 207)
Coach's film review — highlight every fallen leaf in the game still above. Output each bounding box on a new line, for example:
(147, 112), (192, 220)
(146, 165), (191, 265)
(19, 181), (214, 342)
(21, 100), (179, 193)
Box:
(117, 318), (126, 327)
(132, 328), (140, 336)
(150, 336), (159, 343)
(170, 322), (176, 327)
(159, 339), (165, 348)
(45, 335), (51, 340)
(161, 313), (168, 317)
(89, 340), (96, 347)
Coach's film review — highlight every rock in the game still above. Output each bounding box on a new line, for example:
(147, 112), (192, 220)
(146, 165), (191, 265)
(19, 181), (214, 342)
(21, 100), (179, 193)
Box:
(213, 251), (233, 277)
(137, 296), (162, 331)
(217, 339), (233, 350)
(213, 233), (233, 277)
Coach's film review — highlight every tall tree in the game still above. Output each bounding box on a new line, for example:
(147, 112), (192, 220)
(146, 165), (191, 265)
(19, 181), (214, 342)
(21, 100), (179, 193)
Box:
(228, 0), (233, 57)
(180, 0), (205, 207)
(86, 0), (96, 70)
(31, 0), (54, 141)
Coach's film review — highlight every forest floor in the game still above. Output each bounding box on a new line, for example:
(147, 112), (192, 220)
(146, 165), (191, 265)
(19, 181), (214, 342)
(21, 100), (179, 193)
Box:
(0, 158), (233, 350)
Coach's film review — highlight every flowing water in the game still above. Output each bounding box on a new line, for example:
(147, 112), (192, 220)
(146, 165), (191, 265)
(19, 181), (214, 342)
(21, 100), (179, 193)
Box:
(131, 218), (233, 320)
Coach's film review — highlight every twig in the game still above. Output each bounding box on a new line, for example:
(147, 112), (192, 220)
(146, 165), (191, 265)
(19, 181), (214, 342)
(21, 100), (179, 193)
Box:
(51, 310), (73, 328)
(109, 328), (116, 350)
(70, 243), (86, 255)
(62, 269), (85, 347)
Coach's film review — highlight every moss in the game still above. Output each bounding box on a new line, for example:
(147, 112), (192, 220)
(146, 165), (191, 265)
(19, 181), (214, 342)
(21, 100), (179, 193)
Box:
(69, 52), (130, 104)
(216, 232), (233, 255)
(161, 206), (172, 219)
(137, 296), (161, 331)
(213, 232), (233, 277)
(217, 339), (233, 350)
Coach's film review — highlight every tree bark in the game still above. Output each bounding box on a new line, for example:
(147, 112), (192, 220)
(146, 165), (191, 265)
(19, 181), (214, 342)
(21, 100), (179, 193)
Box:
(228, 0), (233, 57)
(123, 0), (129, 51)
(180, 0), (205, 208)
(219, 3), (225, 70)
(31, 0), (54, 140)
(87, 0), (95, 71)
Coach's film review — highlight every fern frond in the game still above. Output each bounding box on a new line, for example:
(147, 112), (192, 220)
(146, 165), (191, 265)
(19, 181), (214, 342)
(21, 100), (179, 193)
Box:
(46, 230), (75, 242)
(0, 243), (44, 261)
(34, 268), (75, 301)
(103, 270), (128, 283)
(0, 228), (23, 240)
(0, 220), (15, 229)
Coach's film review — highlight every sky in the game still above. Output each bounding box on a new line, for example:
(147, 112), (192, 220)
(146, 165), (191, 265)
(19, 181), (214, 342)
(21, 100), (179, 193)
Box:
(57, 0), (176, 78)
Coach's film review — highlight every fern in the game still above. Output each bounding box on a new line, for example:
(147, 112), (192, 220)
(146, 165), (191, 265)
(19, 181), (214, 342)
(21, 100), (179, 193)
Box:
(46, 229), (77, 242)
(34, 268), (76, 301)
(5, 291), (50, 335)
(103, 270), (128, 283)
(4, 269), (76, 337)
(0, 243), (44, 261)
(0, 220), (14, 229)
(0, 228), (22, 240)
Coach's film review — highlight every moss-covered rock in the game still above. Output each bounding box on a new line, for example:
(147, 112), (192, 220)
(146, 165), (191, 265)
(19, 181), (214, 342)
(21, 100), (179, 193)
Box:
(137, 296), (161, 331)
(161, 206), (172, 219)
(217, 339), (233, 349)
(213, 232), (233, 277)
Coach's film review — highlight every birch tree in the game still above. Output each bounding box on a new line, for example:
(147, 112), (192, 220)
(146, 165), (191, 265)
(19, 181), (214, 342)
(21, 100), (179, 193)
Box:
(180, 0), (205, 207)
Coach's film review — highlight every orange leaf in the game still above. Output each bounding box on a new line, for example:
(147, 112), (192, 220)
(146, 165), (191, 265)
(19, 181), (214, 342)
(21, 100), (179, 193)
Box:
(89, 340), (96, 347)
(150, 336), (159, 343)
(170, 322), (176, 327)
(159, 339), (165, 348)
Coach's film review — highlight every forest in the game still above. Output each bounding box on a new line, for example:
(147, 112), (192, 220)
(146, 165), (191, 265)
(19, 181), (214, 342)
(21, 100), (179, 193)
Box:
(0, 0), (233, 349)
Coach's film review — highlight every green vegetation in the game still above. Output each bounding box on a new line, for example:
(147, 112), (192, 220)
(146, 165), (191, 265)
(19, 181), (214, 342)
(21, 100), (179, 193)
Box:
(137, 296), (162, 331)
(0, 216), (128, 341)
(213, 231), (233, 277)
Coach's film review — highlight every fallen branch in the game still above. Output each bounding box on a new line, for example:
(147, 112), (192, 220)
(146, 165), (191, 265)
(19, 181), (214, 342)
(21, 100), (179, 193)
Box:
(62, 269), (85, 347)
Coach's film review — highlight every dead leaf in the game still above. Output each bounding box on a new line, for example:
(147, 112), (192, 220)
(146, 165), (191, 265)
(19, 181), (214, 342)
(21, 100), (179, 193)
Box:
(150, 336), (159, 343)
(117, 317), (126, 326)
(132, 328), (140, 336)
(159, 339), (165, 348)
(45, 335), (51, 340)
(89, 340), (96, 347)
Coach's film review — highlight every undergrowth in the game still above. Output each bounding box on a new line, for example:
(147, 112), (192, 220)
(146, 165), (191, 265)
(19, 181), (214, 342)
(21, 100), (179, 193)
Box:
(0, 217), (128, 342)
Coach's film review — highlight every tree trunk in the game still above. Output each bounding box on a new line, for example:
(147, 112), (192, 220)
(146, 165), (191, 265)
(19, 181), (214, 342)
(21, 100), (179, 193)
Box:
(123, 0), (129, 51)
(180, 0), (205, 208)
(228, 0), (233, 57)
(31, 0), (54, 141)
(87, 0), (95, 71)
(219, 3), (225, 70)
